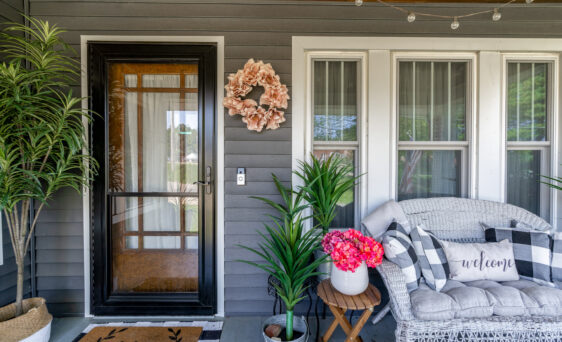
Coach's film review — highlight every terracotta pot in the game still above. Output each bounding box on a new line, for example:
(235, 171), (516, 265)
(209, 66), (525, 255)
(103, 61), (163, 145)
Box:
(330, 261), (369, 296)
(0, 298), (52, 342)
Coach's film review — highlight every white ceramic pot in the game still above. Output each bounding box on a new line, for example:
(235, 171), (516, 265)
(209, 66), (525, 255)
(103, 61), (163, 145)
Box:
(330, 261), (369, 296)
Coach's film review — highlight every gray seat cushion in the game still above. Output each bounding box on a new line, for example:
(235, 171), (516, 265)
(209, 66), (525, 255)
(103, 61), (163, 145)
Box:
(410, 279), (562, 320)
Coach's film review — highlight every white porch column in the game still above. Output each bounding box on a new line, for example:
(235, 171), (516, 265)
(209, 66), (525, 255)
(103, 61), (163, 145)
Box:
(477, 51), (503, 202)
(366, 50), (393, 215)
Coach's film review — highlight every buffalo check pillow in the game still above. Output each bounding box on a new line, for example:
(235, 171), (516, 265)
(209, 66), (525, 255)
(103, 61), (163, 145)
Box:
(484, 225), (554, 287)
(382, 221), (421, 292)
(410, 224), (450, 292)
(552, 233), (562, 285)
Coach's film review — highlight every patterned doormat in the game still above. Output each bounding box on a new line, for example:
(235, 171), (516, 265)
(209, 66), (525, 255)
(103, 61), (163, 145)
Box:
(72, 321), (223, 342)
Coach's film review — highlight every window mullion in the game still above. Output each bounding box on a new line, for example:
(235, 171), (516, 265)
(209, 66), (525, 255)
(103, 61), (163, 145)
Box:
(430, 62), (434, 141)
(413, 61), (416, 141)
(341, 61), (344, 141)
(325, 61), (329, 142)
(517, 63), (520, 141)
(531, 63), (535, 141)
(448, 61), (452, 142)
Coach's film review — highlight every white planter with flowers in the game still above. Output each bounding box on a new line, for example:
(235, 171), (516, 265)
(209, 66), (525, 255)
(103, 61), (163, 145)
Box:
(322, 229), (384, 295)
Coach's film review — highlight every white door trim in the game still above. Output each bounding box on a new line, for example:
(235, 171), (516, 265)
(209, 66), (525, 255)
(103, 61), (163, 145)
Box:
(80, 35), (225, 317)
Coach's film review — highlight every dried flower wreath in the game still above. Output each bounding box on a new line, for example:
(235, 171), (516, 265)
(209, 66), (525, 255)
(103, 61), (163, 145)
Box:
(223, 59), (289, 132)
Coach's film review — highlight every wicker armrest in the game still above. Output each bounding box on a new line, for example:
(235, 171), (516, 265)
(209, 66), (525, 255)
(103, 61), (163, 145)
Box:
(377, 259), (415, 321)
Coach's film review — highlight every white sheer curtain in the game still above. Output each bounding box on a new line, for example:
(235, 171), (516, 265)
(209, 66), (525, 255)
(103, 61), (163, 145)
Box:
(124, 75), (184, 249)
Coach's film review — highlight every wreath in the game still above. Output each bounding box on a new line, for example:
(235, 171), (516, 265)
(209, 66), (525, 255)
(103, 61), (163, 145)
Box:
(223, 59), (289, 132)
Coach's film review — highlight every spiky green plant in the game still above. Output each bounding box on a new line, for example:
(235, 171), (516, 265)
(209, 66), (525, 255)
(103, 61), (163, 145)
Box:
(237, 175), (327, 340)
(294, 153), (360, 234)
(541, 175), (562, 191)
(0, 17), (98, 316)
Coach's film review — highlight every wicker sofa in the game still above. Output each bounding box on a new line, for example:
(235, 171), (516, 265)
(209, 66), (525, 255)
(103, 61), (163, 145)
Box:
(376, 197), (562, 342)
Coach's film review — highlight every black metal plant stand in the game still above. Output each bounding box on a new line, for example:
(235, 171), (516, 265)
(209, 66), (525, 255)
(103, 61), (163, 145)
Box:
(267, 275), (321, 338)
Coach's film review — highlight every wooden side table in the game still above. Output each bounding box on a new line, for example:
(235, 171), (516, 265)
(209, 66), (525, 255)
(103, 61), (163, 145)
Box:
(317, 279), (381, 342)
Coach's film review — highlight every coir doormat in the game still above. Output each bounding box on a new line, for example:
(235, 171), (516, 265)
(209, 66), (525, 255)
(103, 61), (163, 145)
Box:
(72, 321), (223, 342)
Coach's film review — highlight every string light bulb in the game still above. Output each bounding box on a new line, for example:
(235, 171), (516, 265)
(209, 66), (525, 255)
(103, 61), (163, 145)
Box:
(407, 12), (416, 23)
(451, 17), (460, 30)
(355, 0), (363, 6)
(492, 8), (502, 21)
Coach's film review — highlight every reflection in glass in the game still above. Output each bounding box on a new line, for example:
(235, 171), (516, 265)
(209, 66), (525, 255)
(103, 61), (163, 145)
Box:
(398, 150), (462, 200)
(507, 62), (548, 142)
(398, 61), (467, 142)
(312, 149), (355, 228)
(313, 60), (358, 142)
(507, 150), (541, 215)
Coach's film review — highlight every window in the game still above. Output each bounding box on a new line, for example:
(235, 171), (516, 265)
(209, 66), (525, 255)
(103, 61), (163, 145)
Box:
(397, 60), (470, 200)
(505, 61), (551, 218)
(312, 59), (360, 228)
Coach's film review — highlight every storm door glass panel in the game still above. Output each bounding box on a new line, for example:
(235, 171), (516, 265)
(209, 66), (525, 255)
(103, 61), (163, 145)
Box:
(397, 60), (469, 200)
(506, 61), (550, 217)
(108, 63), (200, 294)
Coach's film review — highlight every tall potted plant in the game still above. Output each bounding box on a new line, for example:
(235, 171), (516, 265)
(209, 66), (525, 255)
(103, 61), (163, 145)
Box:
(0, 17), (97, 341)
(238, 175), (327, 341)
(294, 153), (361, 279)
(294, 153), (359, 234)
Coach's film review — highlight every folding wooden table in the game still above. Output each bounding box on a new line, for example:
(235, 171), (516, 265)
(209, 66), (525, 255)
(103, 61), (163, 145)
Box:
(317, 279), (381, 342)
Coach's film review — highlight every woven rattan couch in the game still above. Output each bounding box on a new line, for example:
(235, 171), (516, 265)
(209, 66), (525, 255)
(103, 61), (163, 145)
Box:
(375, 197), (562, 342)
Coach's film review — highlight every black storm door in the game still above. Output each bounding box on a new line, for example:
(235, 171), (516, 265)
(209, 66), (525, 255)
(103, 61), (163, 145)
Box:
(90, 43), (216, 315)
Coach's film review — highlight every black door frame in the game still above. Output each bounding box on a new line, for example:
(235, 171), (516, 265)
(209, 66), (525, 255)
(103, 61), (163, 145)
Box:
(89, 43), (217, 316)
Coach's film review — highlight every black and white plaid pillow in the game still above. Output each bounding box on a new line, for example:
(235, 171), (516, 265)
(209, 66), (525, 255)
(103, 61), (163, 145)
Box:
(410, 224), (450, 292)
(551, 233), (562, 284)
(382, 221), (421, 292)
(484, 226), (554, 287)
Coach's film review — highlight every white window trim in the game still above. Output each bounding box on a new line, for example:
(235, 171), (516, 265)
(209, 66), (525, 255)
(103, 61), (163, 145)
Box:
(301, 51), (369, 229)
(500, 53), (559, 222)
(293, 36), (562, 228)
(391, 52), (478, 200)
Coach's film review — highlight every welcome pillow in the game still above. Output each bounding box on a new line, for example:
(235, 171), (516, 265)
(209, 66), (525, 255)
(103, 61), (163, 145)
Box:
(440, 239), (519, 282)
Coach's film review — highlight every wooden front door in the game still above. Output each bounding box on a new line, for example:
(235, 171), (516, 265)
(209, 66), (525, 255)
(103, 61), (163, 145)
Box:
(90, 44), (216, 315)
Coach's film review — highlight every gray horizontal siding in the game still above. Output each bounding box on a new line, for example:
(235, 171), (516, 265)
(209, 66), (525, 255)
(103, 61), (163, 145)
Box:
(34, 188), (84, 316)
(0, 0), (30, 310)
(27, 0), (562, 316)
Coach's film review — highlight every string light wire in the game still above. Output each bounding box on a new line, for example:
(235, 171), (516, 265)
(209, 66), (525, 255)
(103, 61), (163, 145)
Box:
(373, 0), (518, 20)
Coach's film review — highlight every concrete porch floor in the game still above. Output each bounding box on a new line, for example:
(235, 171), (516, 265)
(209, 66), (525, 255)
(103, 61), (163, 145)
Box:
(50, 313), (396, 341)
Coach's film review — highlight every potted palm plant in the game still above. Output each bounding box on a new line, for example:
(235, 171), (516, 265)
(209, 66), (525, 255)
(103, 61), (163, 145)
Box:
(0, 17), (97, 341)
(294, 153), (361, 279)
(238, 175), (327, 341)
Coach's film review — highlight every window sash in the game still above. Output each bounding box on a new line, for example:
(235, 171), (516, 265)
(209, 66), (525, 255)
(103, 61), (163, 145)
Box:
(397, 60), (469, 142)
(312, 59), (360, 143)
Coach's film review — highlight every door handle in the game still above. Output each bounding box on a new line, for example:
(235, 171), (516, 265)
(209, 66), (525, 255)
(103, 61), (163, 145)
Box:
(193, 166), (212, 194)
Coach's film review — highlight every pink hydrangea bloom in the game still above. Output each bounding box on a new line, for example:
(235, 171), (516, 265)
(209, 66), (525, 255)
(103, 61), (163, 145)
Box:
(322, 229), (384, 272)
